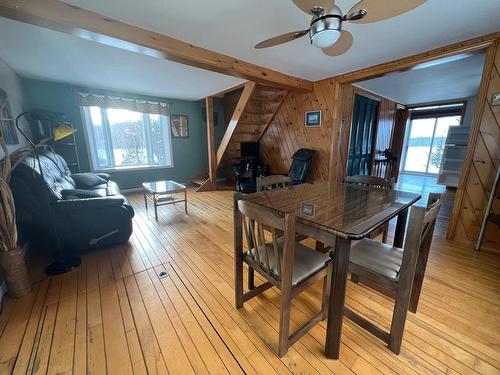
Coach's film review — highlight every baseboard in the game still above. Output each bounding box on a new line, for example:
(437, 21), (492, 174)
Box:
(121, 186), (143, 193)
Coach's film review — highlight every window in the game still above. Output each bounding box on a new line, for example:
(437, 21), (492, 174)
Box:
(81, 106), (173, 171)
(402, 103), (463, 175)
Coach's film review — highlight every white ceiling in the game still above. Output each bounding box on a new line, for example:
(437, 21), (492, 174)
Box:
(1, 0), (499, 100)
(355, 52), (486, 105)
(60, 0), (500, 81)
(0, 18), (244, 101)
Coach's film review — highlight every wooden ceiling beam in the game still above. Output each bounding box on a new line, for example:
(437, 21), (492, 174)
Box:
(334, 32), (500, 84)
(0, 0), (313, 92)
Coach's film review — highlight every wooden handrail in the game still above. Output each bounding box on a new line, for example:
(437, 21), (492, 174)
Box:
(216, 82), (256, 165)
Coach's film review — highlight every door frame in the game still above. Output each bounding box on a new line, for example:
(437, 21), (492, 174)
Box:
(329, 33), (499, 240)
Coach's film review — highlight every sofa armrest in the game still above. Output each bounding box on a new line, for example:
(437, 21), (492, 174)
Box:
(95, 173), (111, 181)
(71, 173), (108, 189)
(54, 196), (126, 211)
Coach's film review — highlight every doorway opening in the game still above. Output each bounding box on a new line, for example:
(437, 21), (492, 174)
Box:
(344, 49), (487, 237)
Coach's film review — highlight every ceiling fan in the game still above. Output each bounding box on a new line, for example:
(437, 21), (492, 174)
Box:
(255, 0), (427, 56)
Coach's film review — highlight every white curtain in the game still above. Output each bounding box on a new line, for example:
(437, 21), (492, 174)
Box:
(76, 91), (170, 116)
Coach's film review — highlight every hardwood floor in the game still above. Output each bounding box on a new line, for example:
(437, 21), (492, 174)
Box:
(0, 189), (499, 374)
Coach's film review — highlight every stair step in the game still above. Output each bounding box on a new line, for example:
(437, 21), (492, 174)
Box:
(238, 121), (266, 126)
(191, 178), (208, 186)
(234, 131), (260, 135)
(244, 110), (274, 115)
(255, 86), (286, 95)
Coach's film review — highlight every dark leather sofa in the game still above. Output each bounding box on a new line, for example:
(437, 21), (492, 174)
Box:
(10, 151), (134, 253)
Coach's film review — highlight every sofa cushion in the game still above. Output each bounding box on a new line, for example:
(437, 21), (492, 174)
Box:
(36, 153), (75, 199)
(71, 173), (108, 189)
(61, 189), (104, 199)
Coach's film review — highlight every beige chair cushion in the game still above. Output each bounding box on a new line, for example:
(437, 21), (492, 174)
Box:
(350, 238), (403, 280)
(245, 237), (330, 286)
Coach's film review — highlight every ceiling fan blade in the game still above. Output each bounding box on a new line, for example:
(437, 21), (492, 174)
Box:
(255, 30), (309, 49)
(347, 0), (426, 24)
(322, 30), (353, 56)
(291, 0), (335, 15)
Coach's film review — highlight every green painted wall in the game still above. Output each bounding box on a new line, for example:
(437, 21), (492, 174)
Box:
(21, 78), (221, 189)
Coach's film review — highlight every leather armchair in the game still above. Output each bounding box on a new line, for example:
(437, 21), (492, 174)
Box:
(10, 151), (134, 253)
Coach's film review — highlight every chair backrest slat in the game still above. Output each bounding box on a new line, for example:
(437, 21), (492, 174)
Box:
(257, 223), (271, 272)
(400, 194), (442, 277)
(238, 200), (293, 280)
(256, 175), (293, 192)
(271, 228), (282, 276)
(345, 175), (394, 189)
(238, 200), (286, 230)
(420, 193), (442, 250)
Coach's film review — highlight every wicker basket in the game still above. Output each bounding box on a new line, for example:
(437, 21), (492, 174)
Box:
(0, 247), (31, 298)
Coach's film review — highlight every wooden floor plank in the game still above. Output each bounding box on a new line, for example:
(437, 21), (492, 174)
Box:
(46, 269), (78, 375)
(97, 251), (135, 374)
(0, 189), (499, 375)
(10, 278), (49, 375)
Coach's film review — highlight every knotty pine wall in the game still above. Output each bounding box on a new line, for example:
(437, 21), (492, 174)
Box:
(451, 43), (500, 248)
(260, 81), (398, 182)
(260, 79), (339, 182)
(375, 97), (397, 156)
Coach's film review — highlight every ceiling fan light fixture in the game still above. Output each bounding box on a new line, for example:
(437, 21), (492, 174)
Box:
(309, 14), (342, 48)
(311, 28), (340, 48)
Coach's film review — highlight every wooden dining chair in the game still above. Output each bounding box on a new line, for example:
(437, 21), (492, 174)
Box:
(254, 175), (310, 286)
(234, 196), (332, 357)
(256, 174), (293, 192)
(346, 193), (441, 354)
(345, 175), (395, 243)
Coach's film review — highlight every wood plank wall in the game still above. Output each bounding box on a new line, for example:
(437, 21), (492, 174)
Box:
(452, 42), (500, 248)
(260, 82), (398, 182)
(260, 79), (338, 181)
(375, 98), (397, 156)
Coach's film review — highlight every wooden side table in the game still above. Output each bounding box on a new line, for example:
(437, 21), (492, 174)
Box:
(142, 180), (187, 221)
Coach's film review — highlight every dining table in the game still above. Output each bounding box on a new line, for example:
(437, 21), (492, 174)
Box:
(238, 181), (421, 359)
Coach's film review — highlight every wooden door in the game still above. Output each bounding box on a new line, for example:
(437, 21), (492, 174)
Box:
(347, 94), (379, 176)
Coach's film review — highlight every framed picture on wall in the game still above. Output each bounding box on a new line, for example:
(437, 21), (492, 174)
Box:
(0, 88), (19, 145)
(170, 114), (189, 138)
(305, 110), (321, 128)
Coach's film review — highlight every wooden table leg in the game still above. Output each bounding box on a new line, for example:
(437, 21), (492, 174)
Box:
(184, 188), (188, 214)
(143, 188), (148, 210)
(394, 208), (408, 248)
(325, 236), (351, 359)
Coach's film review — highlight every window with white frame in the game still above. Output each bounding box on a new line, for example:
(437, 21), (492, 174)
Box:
(81, 106), (173, 171)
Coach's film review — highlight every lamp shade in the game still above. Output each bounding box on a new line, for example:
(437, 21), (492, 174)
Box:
(53, 123), (77, 141)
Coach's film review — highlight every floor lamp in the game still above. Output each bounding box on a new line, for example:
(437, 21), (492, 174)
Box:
(15, 112), (81, 276)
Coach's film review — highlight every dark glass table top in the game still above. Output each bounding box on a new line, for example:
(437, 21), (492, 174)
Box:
(243, 182), (421, 239)
(142, 180), (186, 193)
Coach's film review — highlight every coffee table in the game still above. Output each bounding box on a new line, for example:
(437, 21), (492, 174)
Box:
(142, 180), (187, 221)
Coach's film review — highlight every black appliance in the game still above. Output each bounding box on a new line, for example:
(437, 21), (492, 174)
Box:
(240, 142), (260, 158)
(234, 142), (266, 193)
(289, 148), (315, 184)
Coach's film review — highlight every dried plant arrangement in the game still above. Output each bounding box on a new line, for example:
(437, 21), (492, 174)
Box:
(0, 133), (33, 297)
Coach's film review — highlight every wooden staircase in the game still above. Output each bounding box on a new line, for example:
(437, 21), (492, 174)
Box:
(217, 84), (287, 168)
(197, 82), (288, 191)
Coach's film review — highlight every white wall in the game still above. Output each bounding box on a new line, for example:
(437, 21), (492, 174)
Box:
(463, 96), (477, 126)
(0, 57), (27, 159)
